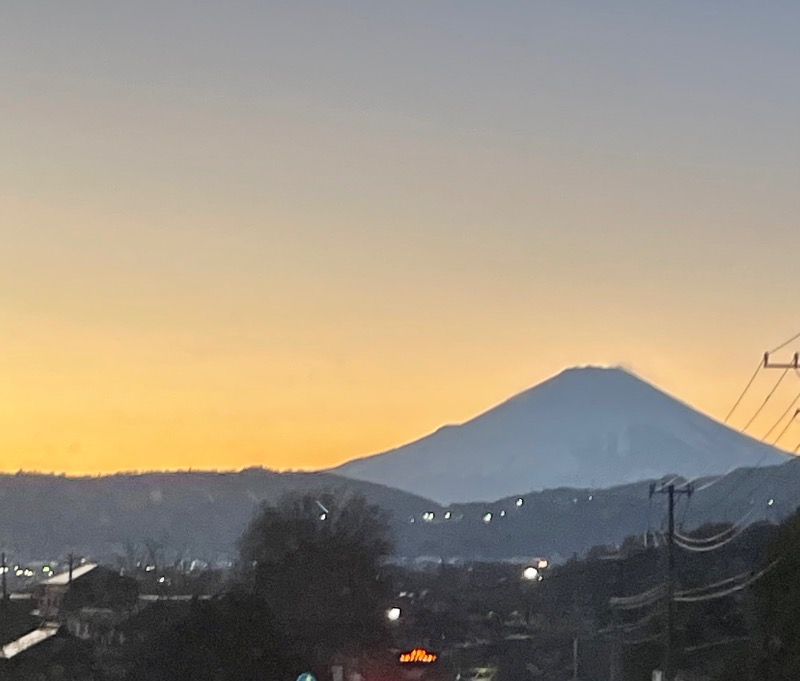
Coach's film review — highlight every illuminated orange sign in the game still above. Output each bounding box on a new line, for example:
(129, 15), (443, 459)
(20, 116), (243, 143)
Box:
(399, 649), (438, 664)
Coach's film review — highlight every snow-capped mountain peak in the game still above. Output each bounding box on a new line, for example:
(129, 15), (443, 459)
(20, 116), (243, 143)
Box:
(331, 366), (789, 503)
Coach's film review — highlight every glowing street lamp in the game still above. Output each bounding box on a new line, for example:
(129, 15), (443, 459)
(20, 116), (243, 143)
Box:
(522, 566), (541, 581)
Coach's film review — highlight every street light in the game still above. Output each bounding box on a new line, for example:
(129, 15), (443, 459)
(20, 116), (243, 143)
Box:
(387, 606), (402, 621)
(522, 566), (541, 581)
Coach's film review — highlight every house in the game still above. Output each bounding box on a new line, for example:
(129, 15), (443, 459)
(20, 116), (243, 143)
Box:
(35, 562), (139, 643)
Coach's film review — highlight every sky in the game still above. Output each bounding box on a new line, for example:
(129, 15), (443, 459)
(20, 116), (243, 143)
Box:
(2, 1), (799, 475)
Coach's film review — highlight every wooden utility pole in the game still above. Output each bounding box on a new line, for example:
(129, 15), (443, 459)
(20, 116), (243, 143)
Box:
(763, 351), (799, 369)
(604, 553), (624, 681)
(650, 481), (693, 681)
(572, 588), (579, 681)
(1, 552), (8, 601)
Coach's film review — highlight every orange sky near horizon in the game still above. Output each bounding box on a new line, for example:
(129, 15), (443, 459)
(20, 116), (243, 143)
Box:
(2, 2), (799, 475)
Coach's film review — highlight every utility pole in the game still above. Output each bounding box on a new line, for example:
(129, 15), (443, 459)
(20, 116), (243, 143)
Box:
(763, 351), (799, 369)
(650, 481), (693, 681)
(605, 554), (624, 681)
(1, 552), (8, 602)
(68, 553), (74, 584)
(572, 588), (579, 681)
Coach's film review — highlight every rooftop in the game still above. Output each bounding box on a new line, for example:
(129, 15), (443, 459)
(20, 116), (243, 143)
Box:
(42, 563), (98, 586)
(0, 624), (60, 660)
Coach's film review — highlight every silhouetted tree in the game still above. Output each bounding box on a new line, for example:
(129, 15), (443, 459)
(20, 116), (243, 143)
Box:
(755, 509), (800, 680)
(238, 492), (393, 660)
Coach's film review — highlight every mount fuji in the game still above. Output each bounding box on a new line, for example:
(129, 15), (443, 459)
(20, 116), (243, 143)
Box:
(332, 366), (790, 504)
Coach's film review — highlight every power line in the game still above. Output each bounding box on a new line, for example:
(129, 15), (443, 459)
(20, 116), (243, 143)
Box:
(674, 510), (754, 545)
(725, 361), (762, 424)
(683, 636), (750, 654)
(675, 568), (761, 598)
(673, 560), (779, 603)
(769, 330), (800, 354)
(772, 409), (800, 448)
(674, 525), (748, 552)
(762, 388), (800, 442)
(609, 584), (667, 611)
(742, 368), (789, 432)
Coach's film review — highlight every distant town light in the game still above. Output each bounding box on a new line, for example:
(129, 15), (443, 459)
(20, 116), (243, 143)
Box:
(444, 511), (452, 520)
(536, 559), (549, 570)
(422, 511), (435, 522)
(319, 512), (328, 521)
(515, 498), (524, 507)
(386, 606), (402, 621)
(482, 512), (493, 524)
(499, 510), (506, 518)
(768, 499), (775, 507)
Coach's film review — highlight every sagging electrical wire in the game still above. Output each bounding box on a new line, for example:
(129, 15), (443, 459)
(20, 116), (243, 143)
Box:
(673, 560), (779, 603)
(672, 516), (752, 552)
(676, 568), (762, 598)
(674, 509), (754, 545)
(683, 636), (751, 654)
(772, 409), (800, 448)
(769, 330), (800, 355)
(609, 584), (667, 610)
(725, 360), (763, 424)
(674, 526), (747, 552)
(689, 367), (800, 523)
(762, 389), (800, 442)
(742, 368), (790, 432)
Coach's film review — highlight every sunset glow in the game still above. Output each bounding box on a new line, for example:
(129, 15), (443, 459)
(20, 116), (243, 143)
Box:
(2, 2), (799, 475)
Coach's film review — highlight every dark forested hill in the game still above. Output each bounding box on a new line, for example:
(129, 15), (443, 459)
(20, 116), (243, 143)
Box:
(2, 460), (799, 564)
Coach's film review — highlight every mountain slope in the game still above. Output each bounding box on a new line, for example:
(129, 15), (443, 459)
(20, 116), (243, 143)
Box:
(333, 366), (789, 503)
